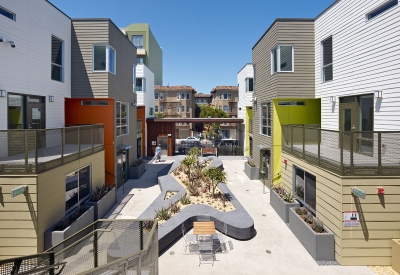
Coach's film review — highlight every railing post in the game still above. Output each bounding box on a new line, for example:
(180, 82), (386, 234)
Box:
(378, 132), (382, 176)
(78, 127), (81, 158)
(34, 131), (38, 173)
(318, 128), (321, 167)
(91, 126), (94, 153)
(24, 131), (29, 174)
(290, 126), (293, 154)
(93, 229), (98, 268)
(60, 129), (64, 166)
(139, 221), (143, 250)
(340, 132), (344, 176)
(302, 126), (305, 159)
(350, 131), (354, 175)
(49, 252), (55, 275)
(138, 253), (142, 275)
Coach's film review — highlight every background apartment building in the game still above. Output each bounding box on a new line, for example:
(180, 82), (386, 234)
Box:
(211, 86), (239, 140)
(194, 93), (212, 105)
(237, 64), (254, 157)
(154, 85), (196, 138)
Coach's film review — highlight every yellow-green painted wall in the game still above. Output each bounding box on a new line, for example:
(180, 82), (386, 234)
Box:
(245, 107), (253, 157)
(272, 98), (321, 182)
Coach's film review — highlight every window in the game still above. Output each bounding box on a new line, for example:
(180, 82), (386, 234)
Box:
(203, 99), (207, 104)
(51, 36), (63, 82)
(186, 93), (190, 100)
(81, 100), (109, 106)
(155, 106), (158, 112)
(223, 106), (228, 113)
(261, 103), (271, 136)
(181, 93), (185, 100)
(155, 93), (159, 100)
(177, 93), (180, 100)
(253, 64), (256, 93)
(221, 130), (230, 139)
(246, 78), (254, 92)
(137, 57), (144, 64)
(187, 105), (190, 113)
(219, 106), (222, 110)
(271, 45), (294, 74)
(65, 166), (91, 213)
(132, 35), (143, 49)
(224, 94), (228, 100)
(149, 107), (153, 116)
(136, 78), (146, 92)
(116, 102), (129, 136)
(181, 106), (185, 113)
(0, 6), (15, 21)
(278, 101), (306, 106)
(160, 105), (164, 112)
(228, 94), (232, 100)
(322, 37), (333, 82)
(229, 105), (233, 112)
(177, 106), (180, 113)
(160, 93), (164, 100)
(93, 45), (116, 74)
(293, 166), (316, 213)
(219, 94), (222, 100)
(133, 65), (136, 85)
(8, 94), (24, 129)
(367, 0), (398, 20)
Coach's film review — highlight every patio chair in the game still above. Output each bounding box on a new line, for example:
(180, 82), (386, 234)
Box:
(213, 223), (227, 243)
(197, 214), (211, 222)
(181, 223), (197, 254)
(198, 239), (214, 266)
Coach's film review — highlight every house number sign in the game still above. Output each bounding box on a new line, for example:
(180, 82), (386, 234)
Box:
(10, 186), (27, 198)
(351, 187), (366, 200)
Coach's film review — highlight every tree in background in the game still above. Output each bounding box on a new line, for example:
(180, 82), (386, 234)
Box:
(198, 105), (227, 140)
(154, 112), (165, 118)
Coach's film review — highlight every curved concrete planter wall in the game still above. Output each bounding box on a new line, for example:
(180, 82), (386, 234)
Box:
(138, 156), (256, 252)
(244, 162), (259, 180)
(270, 190), (299, 223)
(44, 206), (94, 251)
(288, 207), (335, 261)
(84, 187), (116, 220)
(130, 162), (146, 179)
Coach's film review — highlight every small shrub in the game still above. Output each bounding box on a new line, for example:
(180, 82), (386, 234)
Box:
(294, 206), (303, 215)
(180, 195), (191, 205)
(282, 192), (294, 203)
(312, 220), (325, 233)
(91, 184), (111, 202)
(55, 206), (89, 231)
(246, 157), (256, 167)
(154, 207), (171, 221)
(170, 202), (181, 214)
(187, 182), (200, 196)
(131, 159), (143, 167)
(304, 212), (314, 224)
(143, 221), (154, 232)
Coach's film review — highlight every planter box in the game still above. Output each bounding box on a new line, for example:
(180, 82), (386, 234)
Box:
(244, 162), (259, 180)
(288, 207), (335, 261)
(44, 206), (94, 251)
(270, 190), (299, 223)
(84, 187), (116, 220)
(393, 239), (400, 273)
(130, 162), (146, 179)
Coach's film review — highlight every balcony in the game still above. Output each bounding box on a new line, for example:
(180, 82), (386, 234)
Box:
(282, 125), (400, 176)
(0, 124), (104, 175)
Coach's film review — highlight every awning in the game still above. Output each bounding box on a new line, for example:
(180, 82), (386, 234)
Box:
(117, 144), (132, 150)
(256, 145), (270, 150)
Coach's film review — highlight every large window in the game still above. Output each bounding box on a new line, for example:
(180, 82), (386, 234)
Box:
(155, 106), (158, 112)
(224, 106), (228, 113)
(136, 78), (145, 92)
(0, 5), (16, 21)
(367, 0), (398, 20)
(221, 130), (230, 139)
(322, 37), (333, 82)
(51, 36), (63, 82)
(271, 45), (294, 74)
(160, 105), (164, 112)
(149, 107), (153, 116)
(246, 78), (254, 92)
(155, 93), (159, 100)
(93, 45), (116, 74)
(181, 106), (185, 113)
(177, 93), (180, 100)
(116, 102), (129, 136)
(261, 103), (271, 136)
(186, 93), (190, 100)
(132, 35), (143, 49)
(293, 166), (316, 213)
(65, 166), (91, 213)
(137, 57), (144, 64)
(160, 93), (164, 100)
(224, 93), (228, 100)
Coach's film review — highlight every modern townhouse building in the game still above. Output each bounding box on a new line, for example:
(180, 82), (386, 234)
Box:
(210, 86), (239, 140)
(0, 0), (105, 259)
(154, 86), (196, 139)
(65, 18), (137, 186)
(251, 19), (320, 183)
(280, 0), (400, 266)
(121, 23), (163, 85)
(237, 64), (254, 157)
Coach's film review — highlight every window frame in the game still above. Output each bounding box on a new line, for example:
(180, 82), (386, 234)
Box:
(160, 105), (164, 112)
(271, 45), (294, 74)
(245, 78), (254, 92)
(149, 107), (153, 116)
(51, 35), (64, 82)
(136, 78), (146, 92)
(366, 0), (398, 20)
(155, 106), (158, 113)
(92, 44), (116, 74)
(116, 101), (129, 137)
(177, 93), (180, 100)
(186, 105), (190, 113)
(321, 36), (333, 83)
(159, 93), (164, 100)
(186, 93), (190, 100)
(65, 165), (92, 214)
(260, 102), (272, 137)
(132, 35), (143, 49)
(0, 5), (16, 21)
(181, 105), (185, 113)
(155, 93), (159, 100)
(292, 166), (317, 214)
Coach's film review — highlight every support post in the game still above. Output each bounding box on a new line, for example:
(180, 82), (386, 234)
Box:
(60, 129), (64, 166)
(93, 229), (98, 268)
(340, 132), (344, 175)
(24, 131), (29, 174)
(78, 127), (81, 158)
(378, 132), (382, 176)
(139, 221), (144, 250)
(350, 131), (354, 175)
(34, 131), (38, 173)
(318, 128), (321, 167)
(49, 252), (55, 275)
(302, 126), (305, 159)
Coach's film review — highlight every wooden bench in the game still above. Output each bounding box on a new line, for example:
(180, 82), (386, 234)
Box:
(201, 148), (217, 157)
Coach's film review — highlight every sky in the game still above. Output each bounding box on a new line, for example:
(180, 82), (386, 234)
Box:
(50, 0), (335, 94)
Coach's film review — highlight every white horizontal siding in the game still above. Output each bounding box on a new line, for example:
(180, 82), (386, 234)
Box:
(0, 0), (71, 130)
(237, 64), (253, 120)
(315, 0), (400, 131)
(136, 64), (155, 117)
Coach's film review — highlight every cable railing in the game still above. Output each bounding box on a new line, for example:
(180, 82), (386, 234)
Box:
(282, 124), (400, 176)
(0, 124), (104, 175)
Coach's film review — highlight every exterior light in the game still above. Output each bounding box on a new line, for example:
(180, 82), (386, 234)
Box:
(0, 90), (6, 97)
(48, 96), (54, 102)
(374, 90), (383, 98)
(330, 96), (337, 103)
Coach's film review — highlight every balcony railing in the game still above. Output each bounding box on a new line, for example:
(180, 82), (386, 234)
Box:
(282, 125), (400, 176)
(0, 124), (104, 175)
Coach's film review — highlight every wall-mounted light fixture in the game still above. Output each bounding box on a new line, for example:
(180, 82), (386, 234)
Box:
(330, 96), (337, 103)
(374, 90), (383, 98)
(252, 97), (257, 104)
(131, 100), (136, 106)
(48, 96), (54, 102)
(0, 37), (16, 48)
(0, 90), (6, 97)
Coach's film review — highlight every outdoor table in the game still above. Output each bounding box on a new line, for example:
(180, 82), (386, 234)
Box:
(193, 221), (216, 236)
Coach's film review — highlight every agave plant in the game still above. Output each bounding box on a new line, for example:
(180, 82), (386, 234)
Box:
(187, 182), (200, 197)
(91, 184), (111, 202)
(304, 212), (314, 224)
(131, 159), (143, 167)
(282, 192), (295, 203)
(169, 202), (181, 214)
(180, 195), (191, 205)
(312, 220), (325, 233)
(154, 207), (171, 221)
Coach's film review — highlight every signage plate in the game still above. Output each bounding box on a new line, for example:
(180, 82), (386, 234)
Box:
(11, 186), (27, 198)
(344, 211), (359, 227)
(351, 187), (366, 199)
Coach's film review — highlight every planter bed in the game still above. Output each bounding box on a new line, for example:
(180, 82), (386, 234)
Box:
(44, 205), (94, 251)
(270, 189), (299, 223)
(130, 161), (146, 179)
(84, 187), (116, 220)
(244, 162), (259, 180)
(288, 207), (335, 261)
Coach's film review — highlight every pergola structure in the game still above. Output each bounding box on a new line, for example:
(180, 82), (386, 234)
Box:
(146, 118), (244, 156)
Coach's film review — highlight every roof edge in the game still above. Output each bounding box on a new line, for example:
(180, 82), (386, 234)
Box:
(237, 63), (253, 75)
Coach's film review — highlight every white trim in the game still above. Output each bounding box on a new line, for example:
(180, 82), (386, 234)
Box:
(51, 35), (64, 82)
(116, 101), (129, 137)
(260, 102), (272, 137)
(92, 44), (116, 74)
(271, 45), (294, 74)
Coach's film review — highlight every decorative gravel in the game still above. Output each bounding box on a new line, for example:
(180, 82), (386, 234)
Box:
(316, 260), (340, 266)
(368, 266), (399, 275)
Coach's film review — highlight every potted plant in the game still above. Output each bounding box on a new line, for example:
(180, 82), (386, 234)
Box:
(44, 205), (94, 251)
(84, 183), (116, 220)
(130, 158), (145, 179)
(244, 157), (259, 180)
(270, 184), (299, 223)
(288, 206), (335, 261)
(393, 239), (400, 273)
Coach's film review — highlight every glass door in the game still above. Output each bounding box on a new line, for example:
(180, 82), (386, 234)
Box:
(259, 150), (271, 188)
(26, 96), (45, 129)
(339, 99), (358, 151)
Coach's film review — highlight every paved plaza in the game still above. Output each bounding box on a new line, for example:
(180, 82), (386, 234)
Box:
(107, 156), (375, 275)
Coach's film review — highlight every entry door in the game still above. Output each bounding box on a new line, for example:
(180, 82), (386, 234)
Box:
(260, 150), (271, 188)
(26, 96), (45, 129)
(339, 102), (358, 150)
(157, 136), (168, 155)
